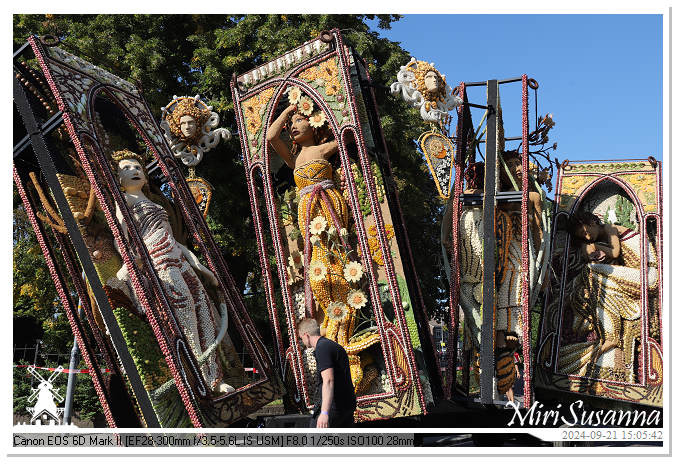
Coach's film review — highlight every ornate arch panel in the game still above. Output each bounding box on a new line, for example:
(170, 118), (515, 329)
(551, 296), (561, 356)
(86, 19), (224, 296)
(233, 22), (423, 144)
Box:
(536, 159), (662, 407)
(17, 37), (283, 427)
(231, 30), (435, 422)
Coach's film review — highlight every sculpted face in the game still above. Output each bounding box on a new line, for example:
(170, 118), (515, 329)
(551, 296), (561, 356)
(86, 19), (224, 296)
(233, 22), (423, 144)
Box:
(118, 158), (146, 193)
(424, 70), (441, 93)
(289, 113), (313, 144)
(575, 222), (601, 242)
(180, 115), (198, 138)
(503, 156), (523, 187)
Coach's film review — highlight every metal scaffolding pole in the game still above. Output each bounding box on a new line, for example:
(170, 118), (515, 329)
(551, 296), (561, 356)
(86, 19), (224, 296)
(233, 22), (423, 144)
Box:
(63, 279), (85, 425)
(480, 80), (499, 404)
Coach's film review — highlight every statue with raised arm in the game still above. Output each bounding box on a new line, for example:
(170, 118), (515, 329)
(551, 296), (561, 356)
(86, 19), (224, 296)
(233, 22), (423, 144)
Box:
(267, 88), (380, 391)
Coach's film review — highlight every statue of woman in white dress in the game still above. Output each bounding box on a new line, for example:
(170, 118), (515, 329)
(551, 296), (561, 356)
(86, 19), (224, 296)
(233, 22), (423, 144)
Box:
(108, 149), (234, 394)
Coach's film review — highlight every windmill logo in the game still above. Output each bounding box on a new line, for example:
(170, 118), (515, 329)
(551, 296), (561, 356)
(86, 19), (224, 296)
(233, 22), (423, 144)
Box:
(25, 365), (65, 425)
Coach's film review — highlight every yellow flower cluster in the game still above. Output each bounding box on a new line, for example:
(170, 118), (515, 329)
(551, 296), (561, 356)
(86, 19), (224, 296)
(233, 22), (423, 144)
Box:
(299, 58), (342, 97)
(621, 173), (657, 211)
(366, 223), (395, 266)
(242, 87), (275, 138)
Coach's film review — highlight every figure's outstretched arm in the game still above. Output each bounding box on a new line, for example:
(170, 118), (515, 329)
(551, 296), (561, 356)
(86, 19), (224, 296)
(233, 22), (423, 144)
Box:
(114, 202), (131, 259)
(605, 224), (622, 259)
(266, 104), (298, 168)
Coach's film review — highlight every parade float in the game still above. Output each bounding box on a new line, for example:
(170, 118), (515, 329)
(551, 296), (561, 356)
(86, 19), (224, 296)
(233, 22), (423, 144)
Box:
(14, 35), (283, 428)
(230, 30), (440, 422)
(13, 28), (662, 428)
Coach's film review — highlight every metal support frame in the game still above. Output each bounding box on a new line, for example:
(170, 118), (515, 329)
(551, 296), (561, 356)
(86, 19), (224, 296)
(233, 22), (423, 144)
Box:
(13, 75), (161, 427)
(14, 111), (63, 158)
(449, 76), (535, 406)
(479, 80), (499, 404)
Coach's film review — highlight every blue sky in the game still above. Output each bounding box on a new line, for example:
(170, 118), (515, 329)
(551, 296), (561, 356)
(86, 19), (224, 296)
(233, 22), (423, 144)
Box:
(370, 14), (663, 163)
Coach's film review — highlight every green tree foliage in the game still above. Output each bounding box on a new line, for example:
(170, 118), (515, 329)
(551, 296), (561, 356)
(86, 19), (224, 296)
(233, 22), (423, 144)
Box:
(13, 15), (449, 380)
(13, 192), (72, 353)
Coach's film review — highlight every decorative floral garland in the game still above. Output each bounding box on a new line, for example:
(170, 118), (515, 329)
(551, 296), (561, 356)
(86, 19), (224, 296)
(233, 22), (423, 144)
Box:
(348, 161), (385, 218)
(241, 88), (276, 158)
(365, 223), (394, 266)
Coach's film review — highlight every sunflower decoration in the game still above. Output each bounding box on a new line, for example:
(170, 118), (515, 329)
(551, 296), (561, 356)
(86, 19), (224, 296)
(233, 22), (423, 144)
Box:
(286, 86), (328, 130)
(309, 215), (327, 236)
(308, 260), (328, 282)
(347, 289), (368, 310)
(297, 96), (314, 116)
(343, 261), (364, 283)
(309, 111), (327, 128)
(287, 86), (303, 105)
(326, 301), (349, 322)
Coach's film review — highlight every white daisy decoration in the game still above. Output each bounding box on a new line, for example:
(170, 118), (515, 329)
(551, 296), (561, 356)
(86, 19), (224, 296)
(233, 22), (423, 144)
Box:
(308, 260), (327, 282)
(287, 86), (302, 105)
(308, 111), (327, 128)
(327, 226), (337, 236)
(309, 215), (327, 235)
(339, 228), (348, 237)
(288, 250), (303, 269)
(297, 96), (314, 116)
(347, 289), (367, 309)
(310, 235), (321, 246)
(326, 302), (348, 321)
(343, 261), (363, 283)
(293, 290), (306, 320)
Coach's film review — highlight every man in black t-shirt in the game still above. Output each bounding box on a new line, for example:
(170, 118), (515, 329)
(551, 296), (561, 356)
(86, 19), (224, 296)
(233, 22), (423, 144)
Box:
(298, 318), (356, 428)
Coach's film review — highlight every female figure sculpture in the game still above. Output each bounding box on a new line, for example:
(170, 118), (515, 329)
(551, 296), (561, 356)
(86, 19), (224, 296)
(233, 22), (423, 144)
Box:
(441, 151), (545, 396)
(267, 89), (380, 390)
(390, 58), (462, 124)
(108, 149), (234, 394)
(441, 162), (485, 351)
(558, 210), (658, 382)
(160, 95), (231, 167)
(493, 150), (544, 393)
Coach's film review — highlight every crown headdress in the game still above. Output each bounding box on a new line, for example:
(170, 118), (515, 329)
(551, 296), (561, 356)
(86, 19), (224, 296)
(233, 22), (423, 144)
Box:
(112, 149), (147, 166)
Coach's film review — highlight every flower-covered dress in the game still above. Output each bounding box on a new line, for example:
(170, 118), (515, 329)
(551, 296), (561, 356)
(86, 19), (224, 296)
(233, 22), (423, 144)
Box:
(495, 210), (537, 336)
(112, 199), (224, 390)
(294, 159), (380, 388)
(558, 231), (658, 382)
